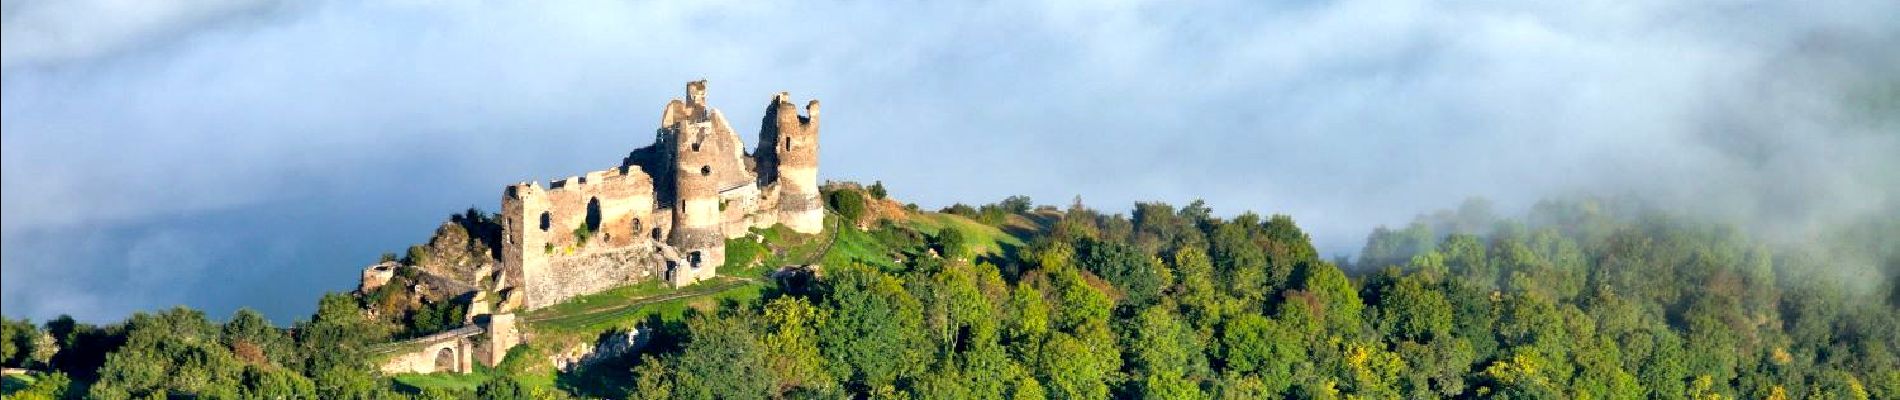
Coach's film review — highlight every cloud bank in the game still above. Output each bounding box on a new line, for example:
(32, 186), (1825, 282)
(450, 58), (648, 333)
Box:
(3, 0), (1896, 322)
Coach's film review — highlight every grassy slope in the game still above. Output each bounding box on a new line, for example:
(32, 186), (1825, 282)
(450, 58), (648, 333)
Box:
(396, 206), (1037, 396)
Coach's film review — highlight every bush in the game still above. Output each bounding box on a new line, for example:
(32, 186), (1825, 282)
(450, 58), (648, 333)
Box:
(935, 228), (968, 260)
(404, 245), (429, 266)
(477, 376), (532, 400)
(940, 203), (977, 217)
(828, 190), (867, 225)
(868, 181), (888, 200)
(573, 225), (594, 246)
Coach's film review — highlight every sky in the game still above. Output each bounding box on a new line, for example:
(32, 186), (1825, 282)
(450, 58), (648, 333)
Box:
(3, 0), (1896, 324)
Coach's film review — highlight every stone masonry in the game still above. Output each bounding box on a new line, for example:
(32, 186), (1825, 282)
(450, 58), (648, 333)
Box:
(497, 80), (824, 311)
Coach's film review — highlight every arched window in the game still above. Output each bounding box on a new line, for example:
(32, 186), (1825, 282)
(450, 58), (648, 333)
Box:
(539, 212), (552, 232)
(782, 137), (790, 151)
(585, 197), (603, 233)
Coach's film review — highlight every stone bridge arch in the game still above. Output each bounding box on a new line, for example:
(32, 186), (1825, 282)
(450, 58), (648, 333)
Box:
(375, 326), (481, 374)
(434, 347), (458, 373)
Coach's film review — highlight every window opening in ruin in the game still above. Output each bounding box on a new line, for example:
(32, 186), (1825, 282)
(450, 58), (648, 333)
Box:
(651, 228), (662, 241)
(692, 142), (701, 152)
(434, 348), (456, 373)
(585, 197), (603, 233)
(700, 166), (712, 176)
(539, 212), (552, 232)
(782, 137), (790, 150)
(632, 218), (642, 232)
(688, 251), (703, 269)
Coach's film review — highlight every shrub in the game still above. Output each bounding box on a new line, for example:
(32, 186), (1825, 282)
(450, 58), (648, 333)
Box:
(828, 190), (867, 225)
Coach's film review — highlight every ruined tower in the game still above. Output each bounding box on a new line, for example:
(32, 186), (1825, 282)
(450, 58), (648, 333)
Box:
(762, 93), (824, 234)
(664, 81), (727, 285)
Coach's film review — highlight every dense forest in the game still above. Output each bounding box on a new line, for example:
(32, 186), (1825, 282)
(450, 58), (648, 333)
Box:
(3, 187), (1896, 399)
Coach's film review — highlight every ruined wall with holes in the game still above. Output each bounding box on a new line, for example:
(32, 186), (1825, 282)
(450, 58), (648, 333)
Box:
(496, 80), (822, 310)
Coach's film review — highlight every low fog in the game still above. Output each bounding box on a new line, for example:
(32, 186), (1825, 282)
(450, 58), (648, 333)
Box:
(3, 0), (1896, 323)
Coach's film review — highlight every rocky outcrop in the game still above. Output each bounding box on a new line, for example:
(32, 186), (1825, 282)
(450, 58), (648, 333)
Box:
(548, 328), (647, 372)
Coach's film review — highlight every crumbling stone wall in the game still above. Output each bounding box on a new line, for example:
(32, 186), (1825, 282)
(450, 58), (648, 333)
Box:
(500, 167), (660, 310)
(757, 92), (824, 234)
(494, 80), (822, 310)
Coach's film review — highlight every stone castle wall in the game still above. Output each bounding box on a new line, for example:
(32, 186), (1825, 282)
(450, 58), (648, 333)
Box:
(497, 80), (821, 310)
(502, 166), (664, 310)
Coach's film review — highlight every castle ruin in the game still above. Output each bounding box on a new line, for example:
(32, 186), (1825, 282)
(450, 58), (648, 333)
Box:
(368, 80), (823, 374)
(496, 80), (825, 310)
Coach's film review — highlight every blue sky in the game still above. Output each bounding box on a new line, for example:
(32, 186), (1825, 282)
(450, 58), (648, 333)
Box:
(3, 0), (1896, 323)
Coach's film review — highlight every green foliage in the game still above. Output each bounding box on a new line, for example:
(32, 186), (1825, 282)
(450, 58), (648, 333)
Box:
(476, 375), (533, 400)
(20, 197), (1900, 399)
(404, 244), (429, 266)
(815, 265), (930, 390)
(1, 318), (54, 369)
(406, 298), (468, 338)
(2, 371), (73, 400)
(1075, 238), (1168, 306)
(868, 181), (888, 200)
(87, 307), (245, 399)
(1123, 305), (1206, 398)
(1210, 222), (1270, 304)
(669, 314), (774, 399)
(826, 189), (867, 225)
(934, 226), (968, 260)
(572, 224), (594, 246)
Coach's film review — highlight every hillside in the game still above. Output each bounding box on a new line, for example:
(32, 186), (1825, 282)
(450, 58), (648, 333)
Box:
(3, 188), (1897, 399)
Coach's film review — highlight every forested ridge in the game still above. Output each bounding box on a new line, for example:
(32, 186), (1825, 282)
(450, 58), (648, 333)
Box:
(3, 188), (1896, 399)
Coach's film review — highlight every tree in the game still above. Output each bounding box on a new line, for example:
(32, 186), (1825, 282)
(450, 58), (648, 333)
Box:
(999, 195), (1034, 214)
(817, 265), (928, 390)
(672, 314), (774, 400)
(222, 308), (293, 367)
(827, 189), (867, 226)
(1372, 273), (1453, 343)
(1123, 305), (1206, 399)
(2, 318), (54, 369)
(296, 293), (390, 399)
(1035, 332), (1114, 399)
(1218, 314), (1296, 385)
(476, 375), (533, 400)
(240, 365), (316, 399)
(935, 227), (969, 260)
(868, 181), (888, 200)
(88, 307), (246, 400)
(1291, 261), (1364, 336)
(1076, 239), (1167, 306)
(1210, 222), (1269, 304)
(759, 297), (834, 393)
(6, 371), (73, 400)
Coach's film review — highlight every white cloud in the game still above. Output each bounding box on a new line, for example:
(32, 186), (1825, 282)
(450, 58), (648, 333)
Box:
(1, 0), (1895, 321)
(1, 0), (287, 69)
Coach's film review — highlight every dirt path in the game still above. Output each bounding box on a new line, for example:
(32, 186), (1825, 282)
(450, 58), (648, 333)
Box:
(801, 212), (844, 266)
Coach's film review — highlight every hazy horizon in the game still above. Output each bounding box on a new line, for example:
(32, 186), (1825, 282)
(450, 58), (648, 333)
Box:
(4, 0), (1896, 324)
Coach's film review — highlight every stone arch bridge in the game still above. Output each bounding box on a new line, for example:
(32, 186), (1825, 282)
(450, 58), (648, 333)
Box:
(372, 325), (484, 374)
